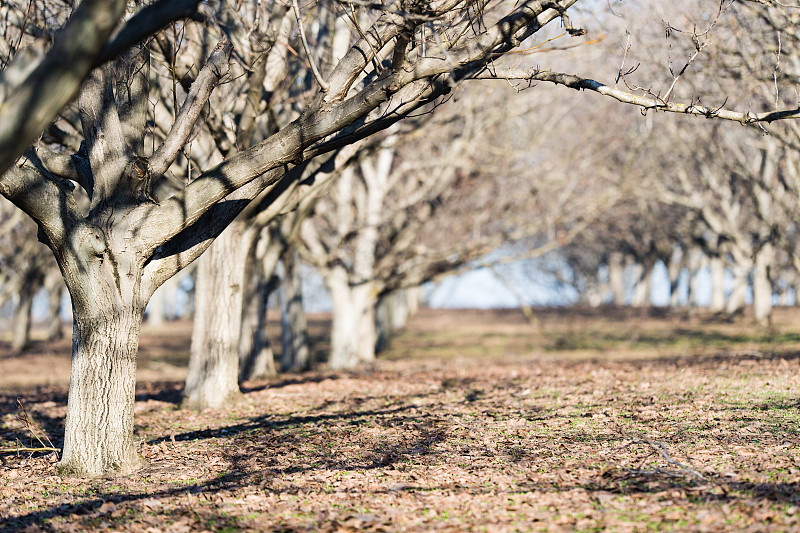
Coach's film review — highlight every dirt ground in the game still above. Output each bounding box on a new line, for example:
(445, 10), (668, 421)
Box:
(1, 306), (799, 532)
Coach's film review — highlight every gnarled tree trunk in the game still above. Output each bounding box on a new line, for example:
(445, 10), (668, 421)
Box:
(55, 222), (148, 478)
(58, 304), (143, 476)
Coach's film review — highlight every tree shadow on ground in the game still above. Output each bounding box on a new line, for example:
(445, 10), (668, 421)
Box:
(147, 404), (414, 446)
(4, 386), (800, 532)
(1, 402), (444, 531)
(0, 470), (252, 533)
(239, 371), (343, 394)
(0, 339), (71, 361)
(587, 470), (800, 505)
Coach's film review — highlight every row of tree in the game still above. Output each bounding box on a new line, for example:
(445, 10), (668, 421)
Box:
(546, 0), (800, 324)
(1, 0), (799, 478)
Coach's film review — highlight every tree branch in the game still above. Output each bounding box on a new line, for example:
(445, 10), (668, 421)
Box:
(149, 41), (234, 179)
(131, 0), (583, 263)
(477, 68), (800, 124)
(0, 0), (127, 177)
(95, 0), (205, 66)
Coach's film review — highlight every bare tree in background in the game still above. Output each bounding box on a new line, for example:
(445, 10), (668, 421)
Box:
(299, 86), (615, 368)
(0, 199), (61, 350)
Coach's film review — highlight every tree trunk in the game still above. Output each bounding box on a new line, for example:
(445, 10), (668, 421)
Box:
(44, 271), (65, 341)
(147, 279), (167, 326)
(726, 260), (749, 315)
(183, 223), (253, 409)
(586, 279), (608, 307)
(375, 290), (411, 353)
(708, 255), (726, 313)
(667, 249), (683, 309)
(608, 252), (625, 306)
(11, 280), (35, 352)
(374, 293), (393, 354)
(406, 286), (422, 316)
(327, 267), (377, 369)
(57, 284), (144, 478)
(280, 249), (310, 372)
(389, 290), (410, 331)
(752, 242), (773, 325)
(630, 262), (651, 308)
(239, 272), (277, 381)
(239, 229), (283, 381)
(686, 247), (706, 309)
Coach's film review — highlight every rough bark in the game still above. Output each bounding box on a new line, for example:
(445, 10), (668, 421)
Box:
(0, 0), (128, 176)
(55, 219), (149, 477)
(0, 0), (598, 479)
(57, 306), (143, 477)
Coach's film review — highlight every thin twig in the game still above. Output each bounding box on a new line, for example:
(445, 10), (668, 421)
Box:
(336, 0), (436, 21)
(292, 0), (330, 92)
(14, 398), (58, 454)
(609, 437), (710, 483)
(632, 438), (707, 481)
(0, 446), (59, 454)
